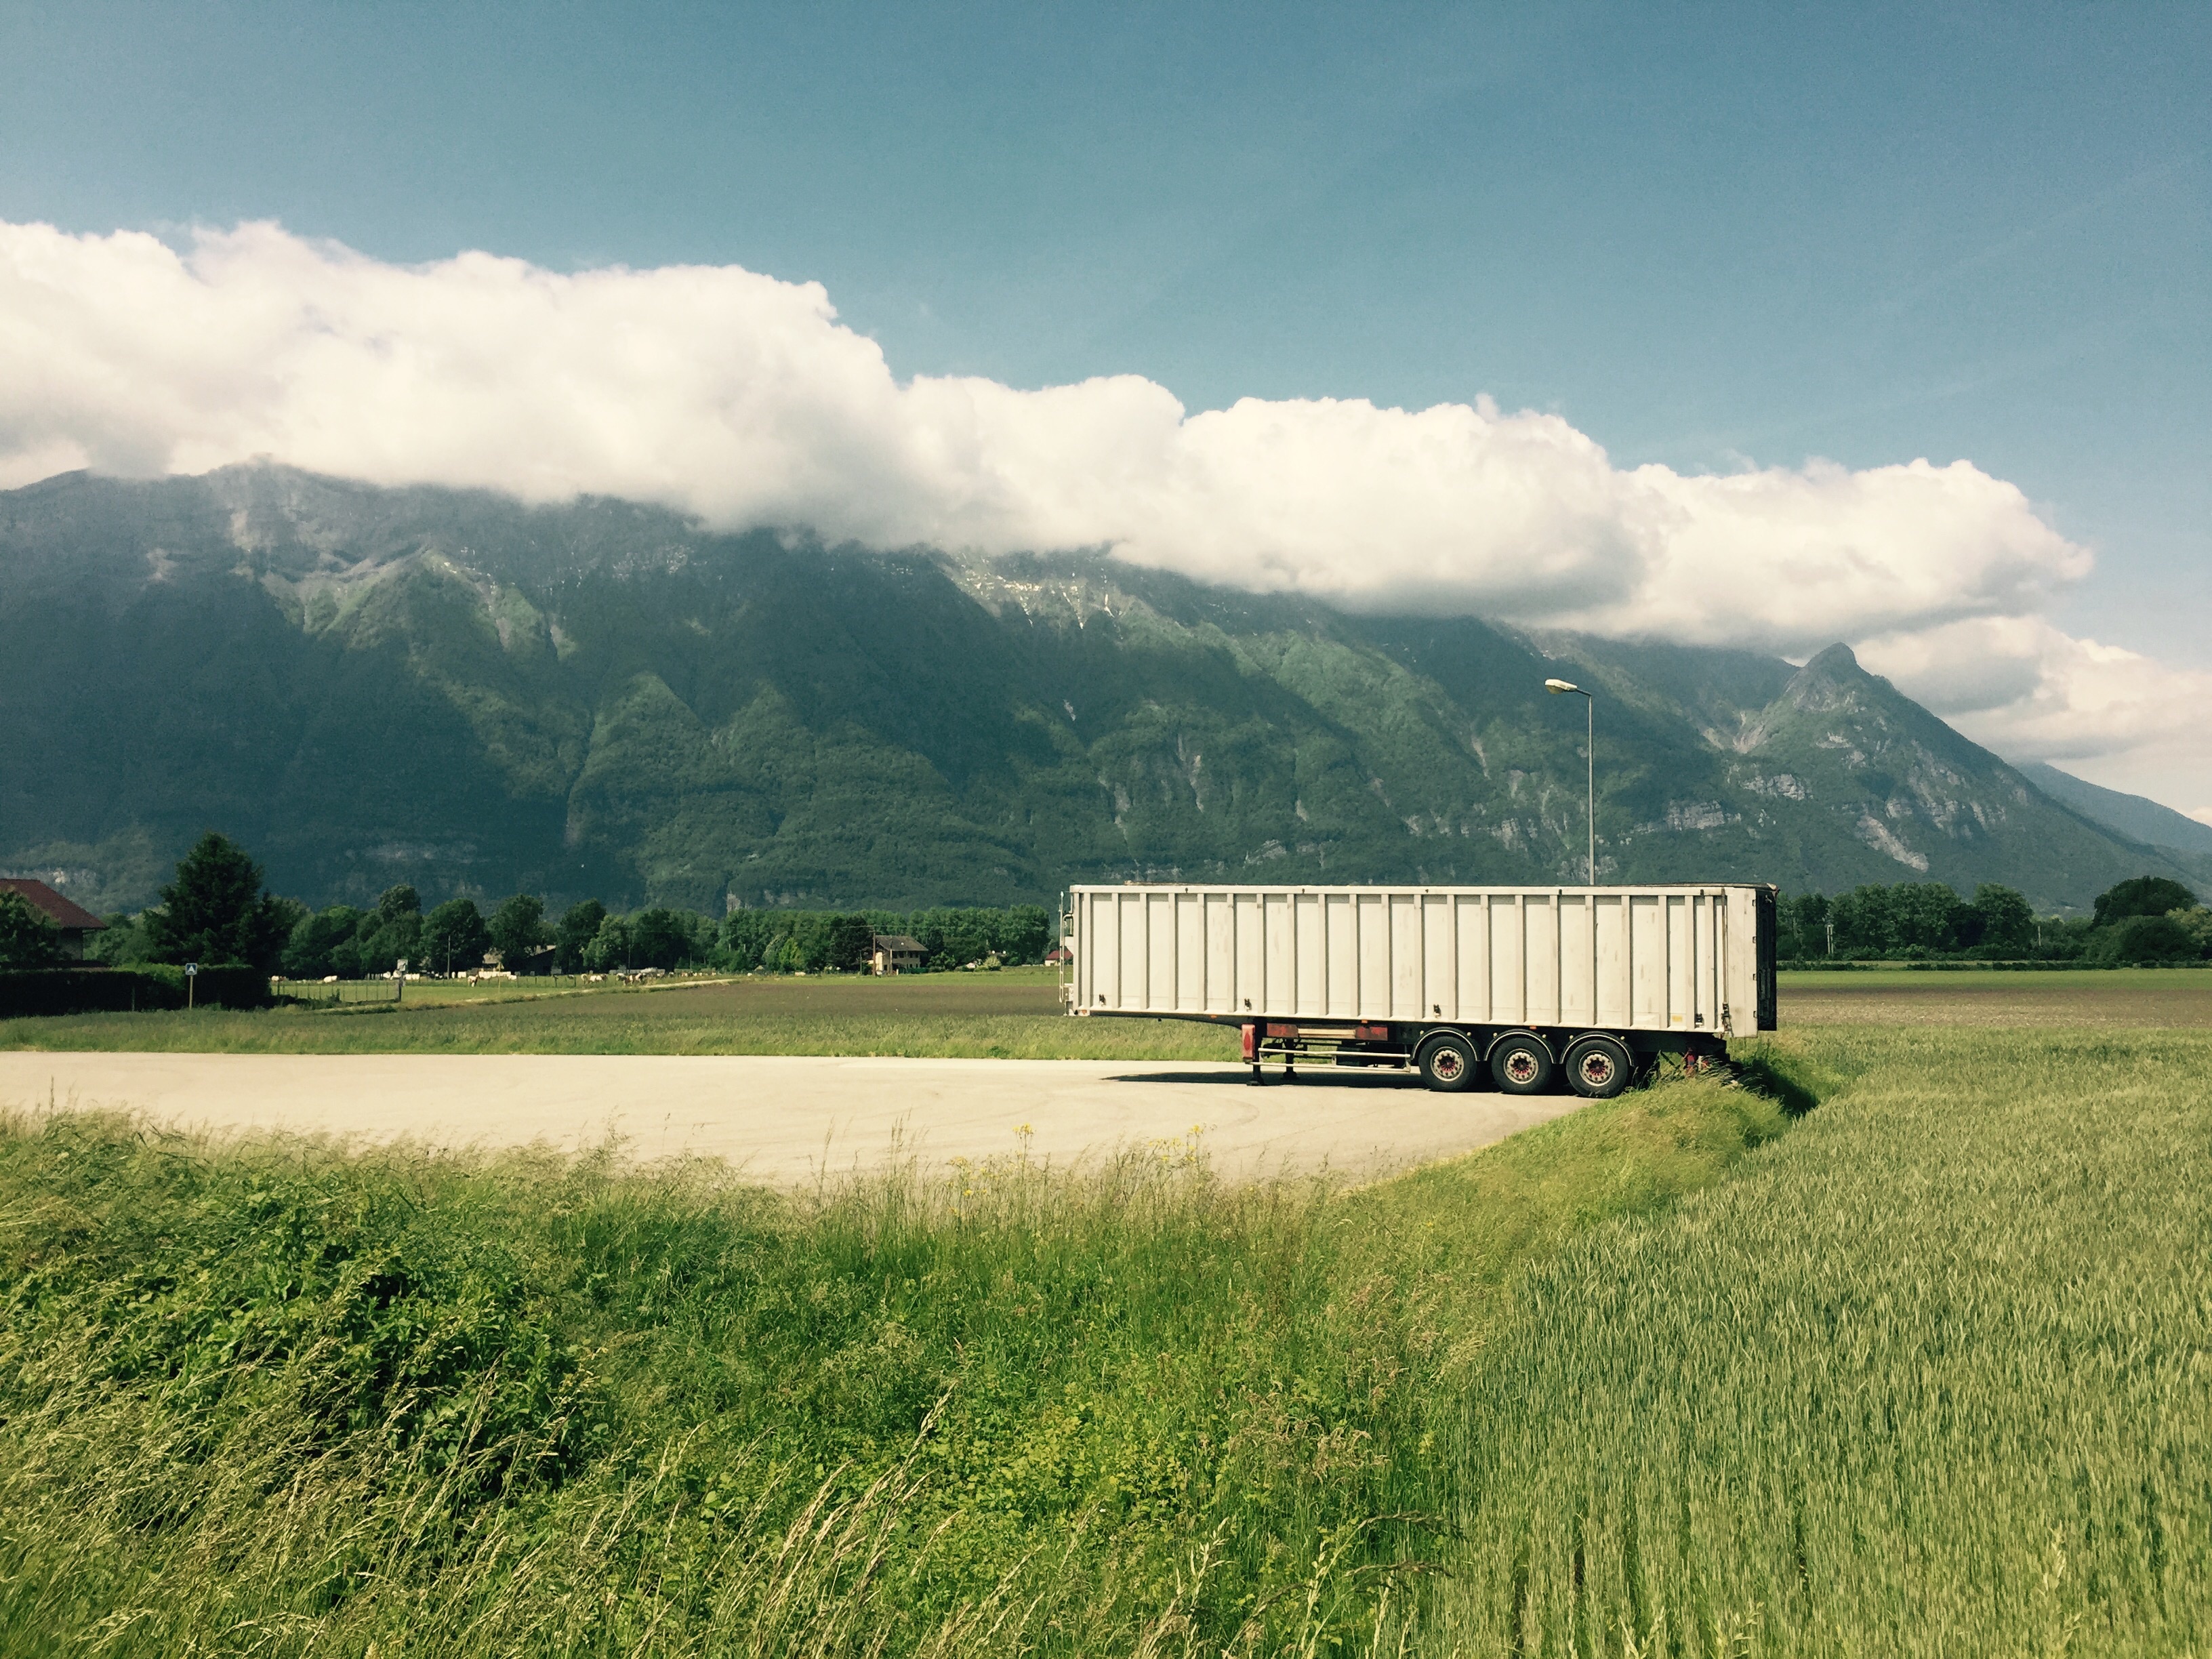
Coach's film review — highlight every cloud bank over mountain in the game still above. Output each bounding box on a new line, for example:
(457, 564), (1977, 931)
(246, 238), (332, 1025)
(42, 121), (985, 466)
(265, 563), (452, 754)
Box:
(1, 218), (2198, 802)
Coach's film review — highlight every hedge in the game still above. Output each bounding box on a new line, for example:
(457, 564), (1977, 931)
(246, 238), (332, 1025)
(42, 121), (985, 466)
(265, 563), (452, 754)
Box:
(1777, 958), (2206, 972)
(0, 965), (274, 1019)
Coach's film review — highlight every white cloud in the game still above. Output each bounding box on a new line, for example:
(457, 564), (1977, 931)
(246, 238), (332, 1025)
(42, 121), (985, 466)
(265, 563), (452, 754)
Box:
(1859, 616), (2212, 762)
(0, 217), (2198, 798)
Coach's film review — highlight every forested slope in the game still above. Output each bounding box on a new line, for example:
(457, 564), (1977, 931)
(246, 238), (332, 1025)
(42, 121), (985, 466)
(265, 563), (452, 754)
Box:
(0, 464), (2190, 912)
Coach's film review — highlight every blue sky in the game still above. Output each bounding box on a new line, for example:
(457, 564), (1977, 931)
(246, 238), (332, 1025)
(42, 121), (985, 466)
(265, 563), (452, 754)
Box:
(3, 1), (2208, 796)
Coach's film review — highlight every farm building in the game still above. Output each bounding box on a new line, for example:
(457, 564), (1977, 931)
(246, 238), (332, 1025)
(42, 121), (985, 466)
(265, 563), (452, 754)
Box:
(0, 878), (107, 960)
(869, 934), (928, 975)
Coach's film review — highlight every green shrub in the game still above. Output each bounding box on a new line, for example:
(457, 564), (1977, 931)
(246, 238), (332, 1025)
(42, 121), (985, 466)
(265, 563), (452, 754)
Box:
(0, 968), (182, 1017)
(1, 964), (275, 1017)
(137, 963), (273, 1009)
(0, 893), (63, 968)
(2083, 912), (2197, 965)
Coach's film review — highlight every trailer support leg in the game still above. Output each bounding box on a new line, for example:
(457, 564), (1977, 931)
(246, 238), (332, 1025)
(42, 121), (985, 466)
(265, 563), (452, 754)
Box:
(1243, 1023), (1261, 1086)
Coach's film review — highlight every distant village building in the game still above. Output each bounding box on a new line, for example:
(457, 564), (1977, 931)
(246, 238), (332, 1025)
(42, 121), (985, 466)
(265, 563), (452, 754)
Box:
(1044, 945), (1073, 966)
(869, 934), (927, 975)
(0, 878), (107, 960)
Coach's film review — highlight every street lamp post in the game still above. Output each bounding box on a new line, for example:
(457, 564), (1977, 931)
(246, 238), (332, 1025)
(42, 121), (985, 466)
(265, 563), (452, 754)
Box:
(1544, 678), (1595, 884)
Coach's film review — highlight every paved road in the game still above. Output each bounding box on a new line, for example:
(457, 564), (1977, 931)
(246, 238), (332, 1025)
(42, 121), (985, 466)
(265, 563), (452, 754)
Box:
(0, 1052), (1574, 1184)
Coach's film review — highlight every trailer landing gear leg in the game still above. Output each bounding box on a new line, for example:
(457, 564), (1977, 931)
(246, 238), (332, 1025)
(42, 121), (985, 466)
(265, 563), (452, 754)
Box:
(1243, 1023), (1261, 1086)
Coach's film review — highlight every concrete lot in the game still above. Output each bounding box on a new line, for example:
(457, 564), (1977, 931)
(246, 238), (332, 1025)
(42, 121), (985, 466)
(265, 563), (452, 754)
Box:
(0, 1052), (1577, 1184)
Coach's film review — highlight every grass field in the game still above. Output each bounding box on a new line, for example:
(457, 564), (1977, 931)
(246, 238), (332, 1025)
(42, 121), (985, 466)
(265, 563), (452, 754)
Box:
(1427, 1023), (2211, 1655)
(9, 965), (2209, 1057)
(0, 968), (1248, 1060)
(1777, 966), (2212, 1027)
(2, 983), (2207, 1653)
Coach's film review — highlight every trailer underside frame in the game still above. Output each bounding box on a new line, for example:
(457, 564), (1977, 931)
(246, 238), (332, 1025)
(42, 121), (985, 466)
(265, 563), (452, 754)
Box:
(1080, 1009), (1732, 1095)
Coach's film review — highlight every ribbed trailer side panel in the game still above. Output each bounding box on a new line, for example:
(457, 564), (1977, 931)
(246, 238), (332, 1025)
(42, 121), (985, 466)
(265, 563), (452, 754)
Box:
(1071, 884), (1773, 1036)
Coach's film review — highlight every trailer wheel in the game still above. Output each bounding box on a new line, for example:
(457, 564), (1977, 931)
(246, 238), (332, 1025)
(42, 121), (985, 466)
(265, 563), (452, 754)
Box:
(1563, 1035), (1633, 1099)
(1490, 1032), (1554, 1094)
(1416, 1033), (1479, 1092)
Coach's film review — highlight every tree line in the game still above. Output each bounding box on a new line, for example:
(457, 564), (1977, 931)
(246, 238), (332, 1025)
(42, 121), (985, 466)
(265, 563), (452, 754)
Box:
(267, 895), (1052, 979)
(1778, 876), (2211, 964)
(13, 832), (2207, 978)
(1, 832), (1059, 977)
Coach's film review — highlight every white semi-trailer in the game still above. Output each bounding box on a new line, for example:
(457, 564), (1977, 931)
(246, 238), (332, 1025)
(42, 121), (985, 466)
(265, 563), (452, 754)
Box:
(1063, 882), (1777, 1097)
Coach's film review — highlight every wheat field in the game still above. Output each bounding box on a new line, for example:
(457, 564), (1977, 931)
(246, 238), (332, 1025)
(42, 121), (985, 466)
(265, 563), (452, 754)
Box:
(1428, 1026), (2211, 1655)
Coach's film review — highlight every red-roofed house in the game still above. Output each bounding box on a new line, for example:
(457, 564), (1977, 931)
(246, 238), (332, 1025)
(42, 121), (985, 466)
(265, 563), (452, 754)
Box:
(0, 878), (108, 960)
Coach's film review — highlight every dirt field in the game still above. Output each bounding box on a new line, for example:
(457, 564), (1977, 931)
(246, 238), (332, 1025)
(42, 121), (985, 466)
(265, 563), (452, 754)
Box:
(7, 966), (2201, 1185)
(0, 1051), (1576, 1185)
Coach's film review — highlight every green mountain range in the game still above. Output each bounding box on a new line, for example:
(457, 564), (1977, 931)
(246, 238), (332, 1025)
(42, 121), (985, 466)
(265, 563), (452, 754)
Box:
(1, 463), (2200, 915)
(2018, 762), (2212, 861)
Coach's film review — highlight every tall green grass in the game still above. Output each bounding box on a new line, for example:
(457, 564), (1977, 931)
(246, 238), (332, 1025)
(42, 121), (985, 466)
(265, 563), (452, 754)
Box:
(1426, 1027), (2212, 1655)
(0, 1073), (1782, 1656)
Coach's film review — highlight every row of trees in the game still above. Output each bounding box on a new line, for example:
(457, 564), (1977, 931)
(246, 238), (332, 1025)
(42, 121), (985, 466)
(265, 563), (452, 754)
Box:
(274, 885), (536, 979)
(48, 833), (2204, 979)
(1778, 876), (2211, 964)
(719, 906), (1052, 974)
(271, 897), (1056, 978)
(268, 895), (1057, 978)
(1777, 882), (2036, 959)
(55, 832), (1059, 978)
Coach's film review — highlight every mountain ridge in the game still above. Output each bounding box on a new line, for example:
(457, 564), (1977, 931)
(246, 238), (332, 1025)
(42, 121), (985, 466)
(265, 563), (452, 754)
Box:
(2019, 762), (2212, 863)
(1, 463), (2194, 914)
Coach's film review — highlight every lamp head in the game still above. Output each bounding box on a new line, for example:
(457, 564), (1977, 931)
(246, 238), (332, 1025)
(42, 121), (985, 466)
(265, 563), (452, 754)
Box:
(1544, 678), (1582, 695)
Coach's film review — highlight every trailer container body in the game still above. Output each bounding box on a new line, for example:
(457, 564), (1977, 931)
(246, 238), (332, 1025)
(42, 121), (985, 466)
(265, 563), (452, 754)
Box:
(1064, 883), (1777, 1095)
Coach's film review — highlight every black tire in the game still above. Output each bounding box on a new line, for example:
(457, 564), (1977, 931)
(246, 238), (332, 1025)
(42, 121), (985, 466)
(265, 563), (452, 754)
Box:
(1563, 1034), (1634, 1099)
(1490, 1031), (1554, 1094)
(1416, 1032), (1479, 1092)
